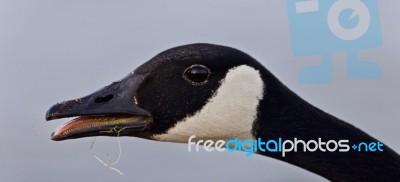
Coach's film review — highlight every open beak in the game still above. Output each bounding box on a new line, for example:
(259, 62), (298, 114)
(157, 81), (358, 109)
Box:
(46, 73), (152, 141)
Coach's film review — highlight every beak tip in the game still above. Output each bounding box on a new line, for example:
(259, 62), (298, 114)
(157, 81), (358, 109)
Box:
(45, 109), (55, 121)
(50, 132), (63, 141)
(45, 102), (64, 121)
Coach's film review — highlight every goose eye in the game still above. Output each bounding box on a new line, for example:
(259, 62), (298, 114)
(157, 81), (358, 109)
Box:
(183, 65), (210, 85)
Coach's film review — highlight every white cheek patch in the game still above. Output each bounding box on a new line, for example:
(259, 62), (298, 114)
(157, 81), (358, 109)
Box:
(152, 65), (265, 143)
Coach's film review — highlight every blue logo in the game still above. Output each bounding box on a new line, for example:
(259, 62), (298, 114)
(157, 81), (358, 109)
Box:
(287, 0), (382, 84)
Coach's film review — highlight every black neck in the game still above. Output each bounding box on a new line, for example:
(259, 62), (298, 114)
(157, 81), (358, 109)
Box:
(253, 75), (400, 181)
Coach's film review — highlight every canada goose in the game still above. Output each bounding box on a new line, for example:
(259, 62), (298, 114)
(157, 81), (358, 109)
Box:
(46, 43), (400, 181)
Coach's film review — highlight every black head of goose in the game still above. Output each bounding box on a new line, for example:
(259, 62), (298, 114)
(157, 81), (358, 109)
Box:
(46, 43), (400, 181)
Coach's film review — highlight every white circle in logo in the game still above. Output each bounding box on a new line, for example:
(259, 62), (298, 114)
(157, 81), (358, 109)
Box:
(328, 0), (370, 40)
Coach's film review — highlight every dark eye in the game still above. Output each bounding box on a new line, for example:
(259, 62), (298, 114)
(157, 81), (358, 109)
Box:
(183, 64), (210, 85)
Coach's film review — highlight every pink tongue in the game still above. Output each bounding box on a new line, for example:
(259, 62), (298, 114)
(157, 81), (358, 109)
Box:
(53, 116), (106, 136)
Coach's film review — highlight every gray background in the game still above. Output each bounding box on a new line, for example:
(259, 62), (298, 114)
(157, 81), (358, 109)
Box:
(1, 0), (399, 181)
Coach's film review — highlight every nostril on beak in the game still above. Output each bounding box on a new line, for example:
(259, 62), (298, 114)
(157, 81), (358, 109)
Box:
(95, 94), (114, 103)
